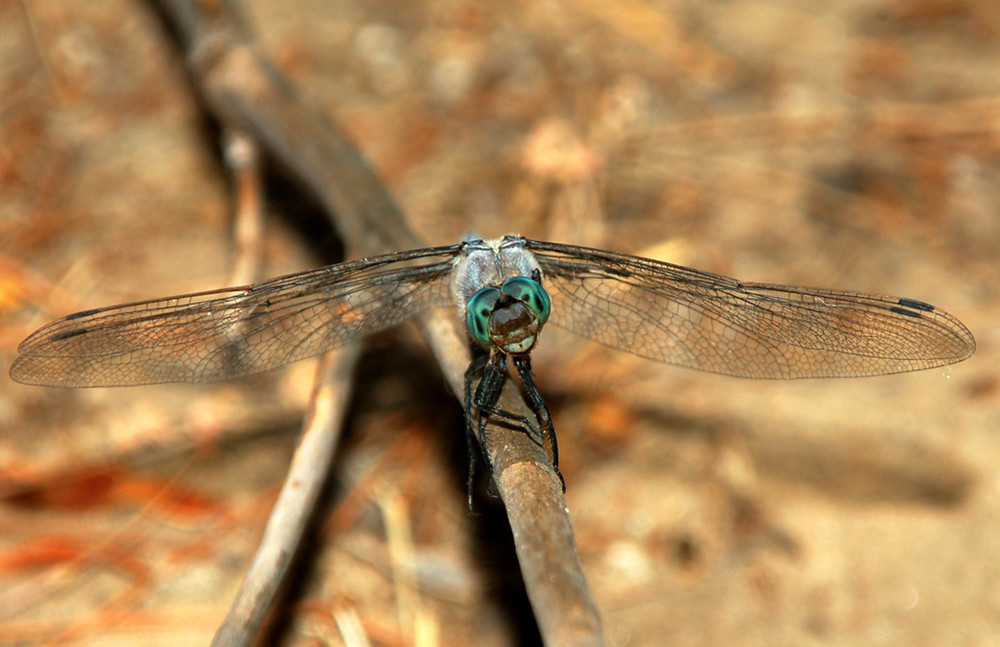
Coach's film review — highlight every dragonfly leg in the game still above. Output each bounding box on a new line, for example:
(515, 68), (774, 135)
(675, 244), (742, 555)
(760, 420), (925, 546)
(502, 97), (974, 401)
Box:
(463, 355), (490, 511)
(473, 355), (547, 443)
(465, 352), (534, 506)
(512, 355), (565, 492)
(472, 351), (510, 502)
(467, 349), (554, 499)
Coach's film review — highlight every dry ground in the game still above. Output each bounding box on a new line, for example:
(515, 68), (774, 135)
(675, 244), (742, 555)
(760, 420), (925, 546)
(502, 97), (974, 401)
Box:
(1, 0), (998, 645)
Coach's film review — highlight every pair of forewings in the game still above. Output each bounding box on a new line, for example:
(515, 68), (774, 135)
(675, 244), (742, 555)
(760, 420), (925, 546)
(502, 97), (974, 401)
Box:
(10, 238), (975, 388)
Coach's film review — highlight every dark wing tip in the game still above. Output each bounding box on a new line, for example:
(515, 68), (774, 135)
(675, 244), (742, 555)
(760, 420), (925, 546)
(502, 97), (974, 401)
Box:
(65, 307), (103, 320)
(50, 327), (89, 342)
(896, 297), (935, 312)
(888, 306), (924, 319)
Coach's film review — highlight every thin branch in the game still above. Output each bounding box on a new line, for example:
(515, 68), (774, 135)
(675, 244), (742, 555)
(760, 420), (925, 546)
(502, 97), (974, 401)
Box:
(223, 129), (265, 286)
(217, 109), (350, 647)
(486, 380), (605, 646)
(151, 0), (604, 644)
(212, 349), (358, 647)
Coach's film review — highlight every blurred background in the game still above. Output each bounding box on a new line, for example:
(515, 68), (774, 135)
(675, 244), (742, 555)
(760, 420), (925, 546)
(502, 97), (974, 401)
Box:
(1, 0), (998, 645)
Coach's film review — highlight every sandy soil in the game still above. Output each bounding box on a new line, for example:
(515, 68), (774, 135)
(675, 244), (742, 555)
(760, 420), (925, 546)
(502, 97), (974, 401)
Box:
(1, 0), (998, 645)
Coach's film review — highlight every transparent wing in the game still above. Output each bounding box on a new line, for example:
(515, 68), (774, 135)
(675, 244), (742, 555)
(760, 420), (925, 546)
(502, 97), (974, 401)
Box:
(526, 239), (975, 379)
(11, 245), (462, 387)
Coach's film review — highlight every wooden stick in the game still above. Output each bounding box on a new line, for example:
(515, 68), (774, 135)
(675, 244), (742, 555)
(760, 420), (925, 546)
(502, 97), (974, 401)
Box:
(152, 1), (605, 644)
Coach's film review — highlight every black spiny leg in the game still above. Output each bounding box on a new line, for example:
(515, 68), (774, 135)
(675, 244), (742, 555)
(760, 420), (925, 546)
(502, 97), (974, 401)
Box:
(512, 354), (566, 492)
(467, 349), (556, 507)
(465, 350), (521, 508)
(471, 351), (509, 503)
(463, 355), (488, 512)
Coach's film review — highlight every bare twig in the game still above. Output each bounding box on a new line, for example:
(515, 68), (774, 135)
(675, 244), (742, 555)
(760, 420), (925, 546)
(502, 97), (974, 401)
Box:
(487, 381), (605, 646)
(151, 0), (604, 644)
(212, 349), (358, 647)
(223, 129), (264, 286)
(155, 0), (418, 257)
(221, 122), (343, 647)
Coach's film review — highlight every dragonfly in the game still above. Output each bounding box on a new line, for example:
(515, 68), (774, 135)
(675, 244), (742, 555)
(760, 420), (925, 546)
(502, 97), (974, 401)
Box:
(9, 235), (977, 495)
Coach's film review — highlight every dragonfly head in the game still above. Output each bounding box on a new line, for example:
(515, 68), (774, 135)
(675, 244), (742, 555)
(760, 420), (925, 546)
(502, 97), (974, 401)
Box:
(466, 276), (551, 355)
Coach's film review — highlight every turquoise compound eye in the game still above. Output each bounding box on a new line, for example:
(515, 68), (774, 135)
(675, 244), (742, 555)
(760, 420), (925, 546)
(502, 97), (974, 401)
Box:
(466, 286), (501, 346)
(500, 276), (551, 324)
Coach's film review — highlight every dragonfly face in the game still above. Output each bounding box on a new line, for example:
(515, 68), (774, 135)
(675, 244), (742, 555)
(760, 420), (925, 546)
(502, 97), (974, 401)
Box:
(466, 276), (552, 354)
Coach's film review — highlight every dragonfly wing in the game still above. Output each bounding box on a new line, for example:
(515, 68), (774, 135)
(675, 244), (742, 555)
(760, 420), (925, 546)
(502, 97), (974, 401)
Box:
(11, 246), (461, 387)
(527, 240), (975, 378)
